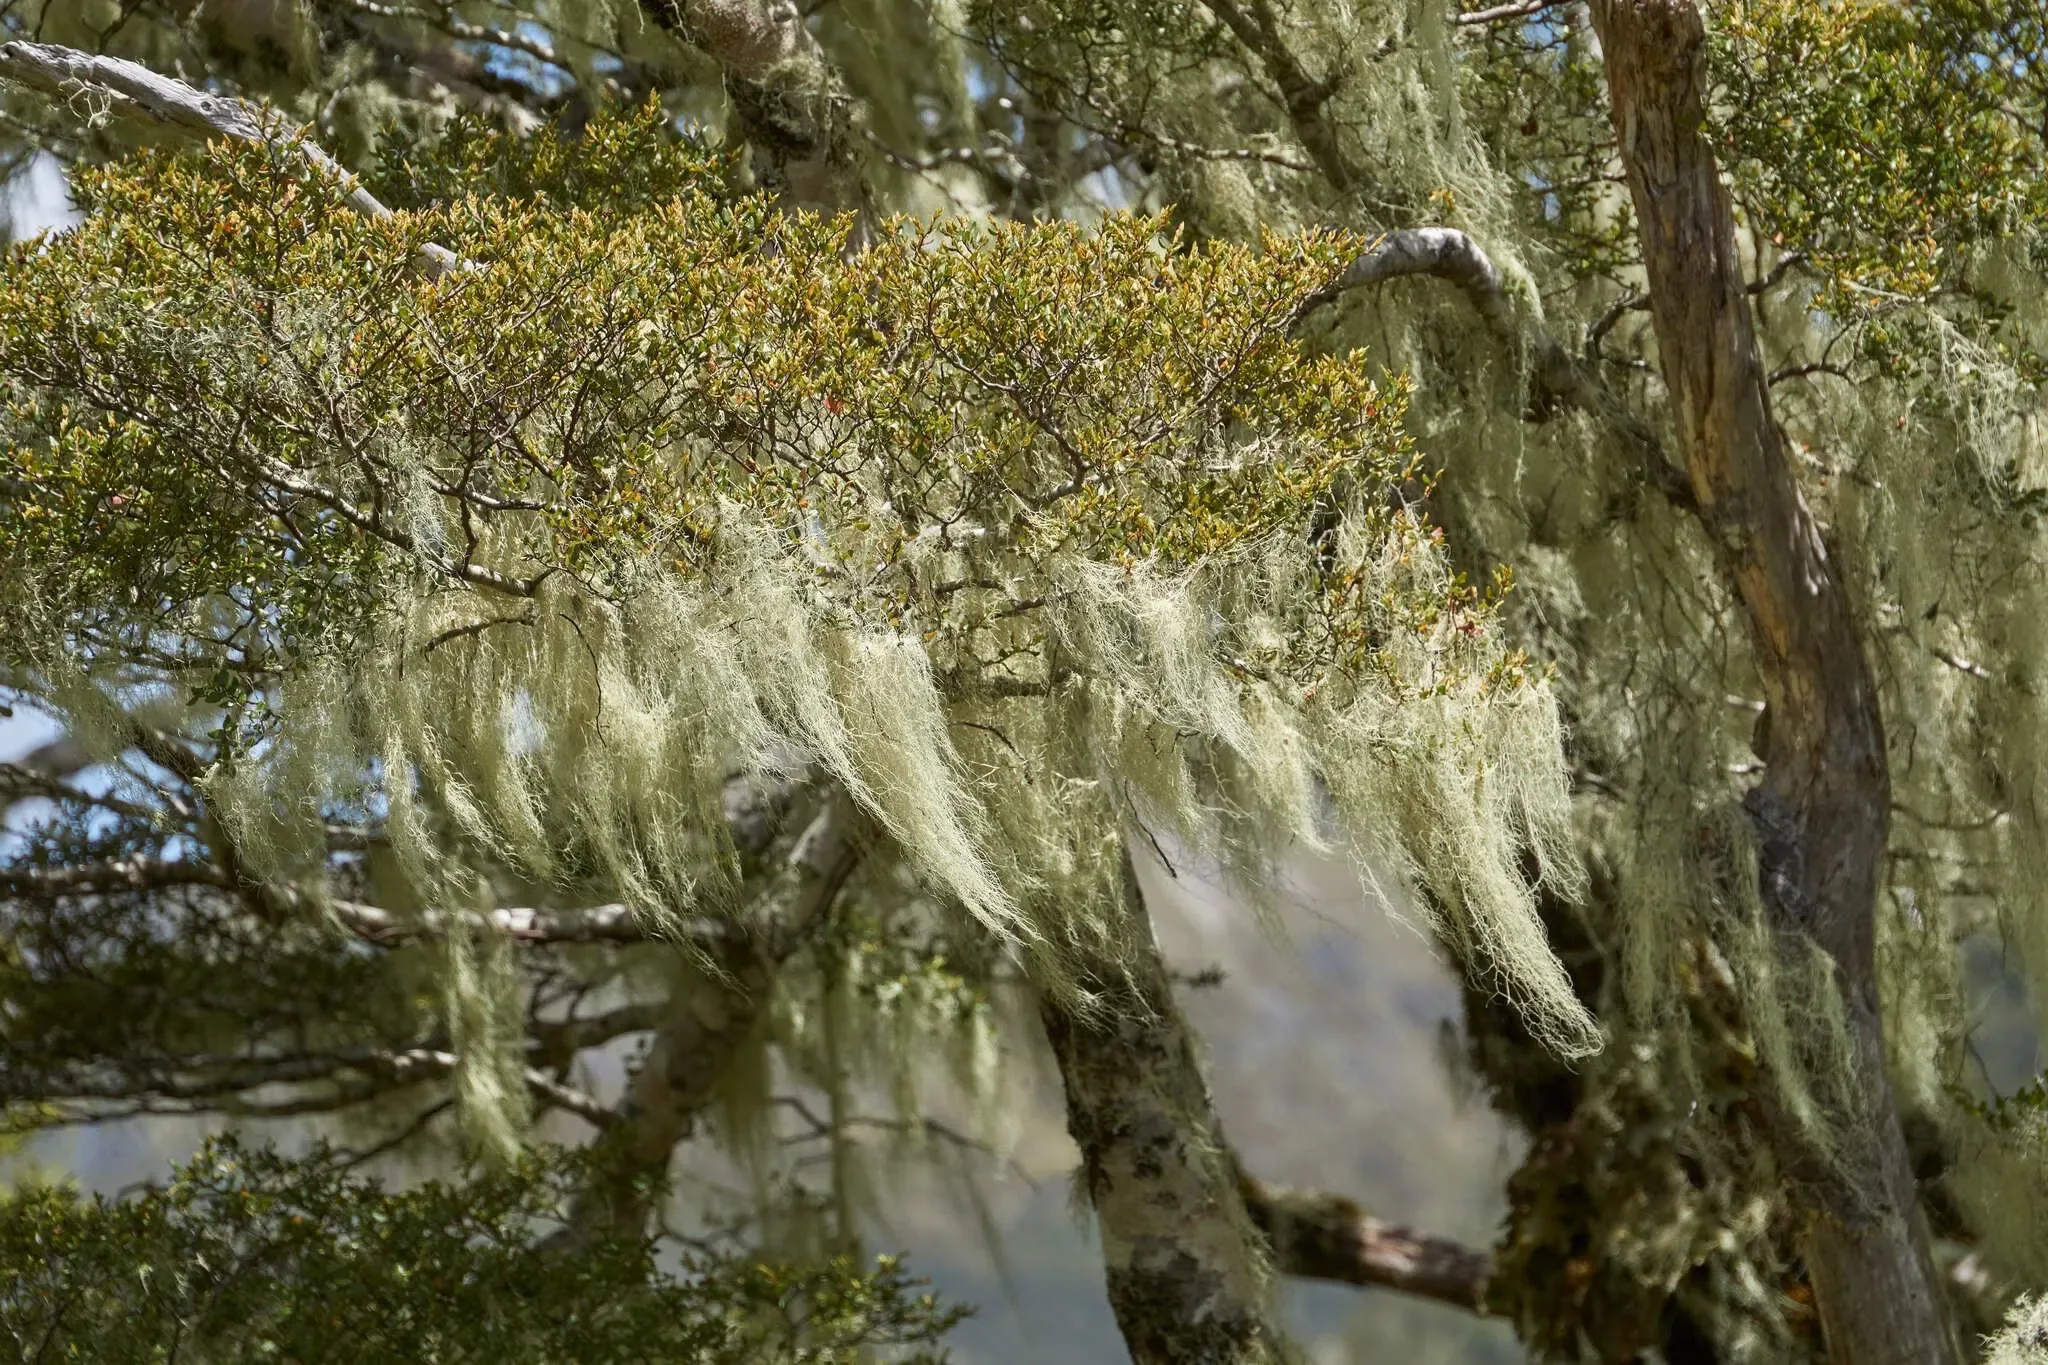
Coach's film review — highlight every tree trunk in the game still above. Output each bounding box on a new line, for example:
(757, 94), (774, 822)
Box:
(568, 790), (859, 1239)
(1039, 848), (1285, 1365)
(1586, 4), (1957, 1362)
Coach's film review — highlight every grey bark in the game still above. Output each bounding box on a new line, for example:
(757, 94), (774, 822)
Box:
(1039, 848), (1285, 1365)
(1586, 3), (1958, 1361)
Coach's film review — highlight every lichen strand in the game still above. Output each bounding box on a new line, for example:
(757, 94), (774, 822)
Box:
(0, 128), (1597, 1155)
(958, 0), (2048, 1345)
(1989, 1296), (2048, 1365)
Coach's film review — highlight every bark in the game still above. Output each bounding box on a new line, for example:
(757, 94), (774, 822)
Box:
(1196, 0), (1356, 194)
(633, 0), (867, 214)
(1239, 1173), (1494, 1314)
(1586, 4), (1958, 1361)
(1039, 848), (1284, 1365)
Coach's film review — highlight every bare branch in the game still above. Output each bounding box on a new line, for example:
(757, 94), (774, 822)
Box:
(21, 1045), (615, 1131)
(1301, 228), (1695, 508)
(338, 0), (568, 71)
(0, 857), (230, 897)
(533, 1002), (670, 1060)
(1456, 0), (1571, 26)
(0, 40), (459, 277)
(0, 763), (162, 821)
(1304, 227), (1517, 335)
(330, 898), (737, 949)
(1240, 1173), (1495, 1314)
(1768, 361), (1852, 387)
(11, 735), (93, 780)
(1197, 0), (1360, 192)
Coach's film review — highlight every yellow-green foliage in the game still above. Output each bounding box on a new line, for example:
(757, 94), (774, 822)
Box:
(0, 125), (1596, 1155)
(1716, 0), (2047, 308)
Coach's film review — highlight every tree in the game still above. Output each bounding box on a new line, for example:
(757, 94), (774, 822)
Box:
(0, 32), (1585, 1365)
(0, 1135), (966, 1362)
(3, 2), (2048, 1362)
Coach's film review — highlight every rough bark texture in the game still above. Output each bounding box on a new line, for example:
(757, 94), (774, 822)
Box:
(1586, 4), (1957, 1362)
(633, 0), (866, 213)
(1040, 850), (1284, 1365)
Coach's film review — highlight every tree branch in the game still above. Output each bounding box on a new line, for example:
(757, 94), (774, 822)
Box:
(561, 789), (864, 1239)
(1304, 226), (1518, 334)
(1456, 0), (1572, 26)
(1197, 0), (1360, 193)
(1239, 1173), (1495, 1314)
(330, 898), (736, 949)
(0, 40), (459, 276)
(631, 0), (864, 210)
(20, 1044), (615, 1131)
(0, 857), (231, 897)
(1301, 227), (1695, 508)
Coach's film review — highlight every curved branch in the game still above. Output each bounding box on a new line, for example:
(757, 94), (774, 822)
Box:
(1302, 227), (1695, 508)
(1305, 227), (1519, 335)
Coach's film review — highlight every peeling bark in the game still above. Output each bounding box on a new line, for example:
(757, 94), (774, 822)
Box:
(1586, 4), (1958, 1361)
(1039, 849), (1284, 1365)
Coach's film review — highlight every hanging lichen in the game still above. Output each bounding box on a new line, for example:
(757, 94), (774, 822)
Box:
(0, 125), (1597, 1158)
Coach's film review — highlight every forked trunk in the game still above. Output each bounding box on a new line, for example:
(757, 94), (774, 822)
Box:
(1587, 3), (1958, 1360)
(1039, 848), (1285, 1365)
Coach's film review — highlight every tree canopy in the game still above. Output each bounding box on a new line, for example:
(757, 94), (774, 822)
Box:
(4, 1), (2048, 1362)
